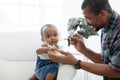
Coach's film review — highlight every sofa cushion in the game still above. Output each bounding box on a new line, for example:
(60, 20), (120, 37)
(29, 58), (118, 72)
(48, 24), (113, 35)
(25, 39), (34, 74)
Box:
(0, 30), (41, 61)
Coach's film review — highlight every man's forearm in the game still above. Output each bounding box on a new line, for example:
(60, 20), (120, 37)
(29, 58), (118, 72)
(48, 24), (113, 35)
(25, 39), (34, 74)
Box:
(80, 61), (120, 78)
(81, 48), (103, 63)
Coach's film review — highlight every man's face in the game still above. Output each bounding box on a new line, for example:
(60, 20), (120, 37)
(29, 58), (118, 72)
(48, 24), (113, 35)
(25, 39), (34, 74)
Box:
(83, 7), (104, 30)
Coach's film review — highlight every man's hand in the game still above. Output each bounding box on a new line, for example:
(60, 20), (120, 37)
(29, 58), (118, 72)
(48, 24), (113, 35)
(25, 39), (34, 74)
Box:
(70, 33), (87, 53)
(48, 50), (77, 65)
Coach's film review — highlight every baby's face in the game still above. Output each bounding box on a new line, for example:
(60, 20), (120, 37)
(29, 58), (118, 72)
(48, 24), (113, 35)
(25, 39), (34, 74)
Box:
(42, 26), (59, 46)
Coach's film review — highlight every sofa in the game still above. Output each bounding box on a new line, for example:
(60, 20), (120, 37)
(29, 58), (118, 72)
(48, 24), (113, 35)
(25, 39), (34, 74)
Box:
(0, 30), (40, 80)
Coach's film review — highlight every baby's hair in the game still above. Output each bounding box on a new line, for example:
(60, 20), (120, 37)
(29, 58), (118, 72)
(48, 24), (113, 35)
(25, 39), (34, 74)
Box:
(40, 24), (56, 36)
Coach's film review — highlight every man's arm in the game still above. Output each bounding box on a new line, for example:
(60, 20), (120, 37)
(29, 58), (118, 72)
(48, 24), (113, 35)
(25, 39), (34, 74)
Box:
(81, 61), (120, 78)
(81, 48), (103, 63)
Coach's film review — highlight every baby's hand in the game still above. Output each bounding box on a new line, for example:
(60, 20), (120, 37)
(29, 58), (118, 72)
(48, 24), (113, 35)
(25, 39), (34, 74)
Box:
(48, 48), (63, 56)
(48, 47), (57, 51)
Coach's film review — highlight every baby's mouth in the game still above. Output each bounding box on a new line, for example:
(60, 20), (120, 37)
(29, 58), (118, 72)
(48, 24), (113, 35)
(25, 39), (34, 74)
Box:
(51, 41), (57, 44)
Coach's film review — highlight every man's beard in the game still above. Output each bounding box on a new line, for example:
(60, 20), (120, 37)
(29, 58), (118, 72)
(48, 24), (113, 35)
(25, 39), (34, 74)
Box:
(95, 26), (103, 32)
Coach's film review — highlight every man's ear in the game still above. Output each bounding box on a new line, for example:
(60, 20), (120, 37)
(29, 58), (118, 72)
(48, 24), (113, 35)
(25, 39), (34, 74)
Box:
(100, 10), (107, 18)
(99, 10), (108, 22)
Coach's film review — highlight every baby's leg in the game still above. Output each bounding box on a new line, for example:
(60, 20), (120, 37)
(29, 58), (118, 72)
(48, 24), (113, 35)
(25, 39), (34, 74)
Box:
(45, 63), (58, 80)
(28, 74), (38, 80)
(46, 73), (56, 80)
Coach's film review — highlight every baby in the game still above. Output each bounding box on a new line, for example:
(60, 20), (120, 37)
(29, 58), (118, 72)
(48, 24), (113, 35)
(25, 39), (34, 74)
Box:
(29, 24), (76, 80)
(35, 24), (62, 80)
